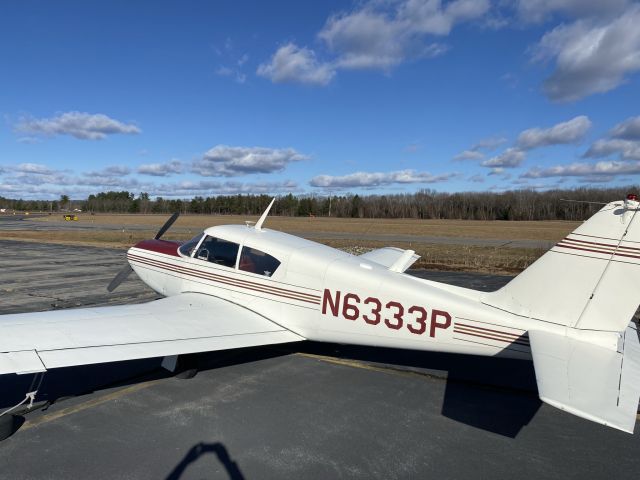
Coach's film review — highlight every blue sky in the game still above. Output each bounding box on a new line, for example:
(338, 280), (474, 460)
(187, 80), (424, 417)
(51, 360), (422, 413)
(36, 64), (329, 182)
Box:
(1, 0), (640, 199)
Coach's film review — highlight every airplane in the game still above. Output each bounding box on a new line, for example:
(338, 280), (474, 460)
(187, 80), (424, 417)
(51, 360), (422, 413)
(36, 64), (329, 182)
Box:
(1, 196), (639, 435)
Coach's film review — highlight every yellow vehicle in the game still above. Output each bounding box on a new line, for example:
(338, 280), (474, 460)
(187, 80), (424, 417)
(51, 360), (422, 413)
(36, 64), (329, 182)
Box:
(63, 214), (78, 221)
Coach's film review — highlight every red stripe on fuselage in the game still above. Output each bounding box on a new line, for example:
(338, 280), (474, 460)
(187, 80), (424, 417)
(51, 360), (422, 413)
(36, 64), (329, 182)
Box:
(127, 251), (321, 304)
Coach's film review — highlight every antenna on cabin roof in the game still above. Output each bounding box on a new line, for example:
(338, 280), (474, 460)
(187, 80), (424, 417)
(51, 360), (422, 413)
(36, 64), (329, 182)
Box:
(560, 199), (608, 205)
(255, 198), (275, 231)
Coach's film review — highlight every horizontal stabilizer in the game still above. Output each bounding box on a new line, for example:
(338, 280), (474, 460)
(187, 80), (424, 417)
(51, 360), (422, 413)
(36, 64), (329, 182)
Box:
(359, 247), (420, 272)
(529, 323), (640, 433)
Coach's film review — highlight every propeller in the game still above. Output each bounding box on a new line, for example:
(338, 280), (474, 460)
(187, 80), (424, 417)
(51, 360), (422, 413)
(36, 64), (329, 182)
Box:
(154, 211), (180, 240)
(107, 264), (133, 292)
(107, 212), (180, 292)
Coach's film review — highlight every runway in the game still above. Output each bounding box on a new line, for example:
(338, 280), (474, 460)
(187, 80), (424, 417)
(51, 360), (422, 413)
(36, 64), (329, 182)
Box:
(0, 240), (638, 479)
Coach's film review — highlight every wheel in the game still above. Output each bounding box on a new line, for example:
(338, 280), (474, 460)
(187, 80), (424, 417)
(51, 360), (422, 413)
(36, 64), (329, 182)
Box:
(0, 415), (25, 441)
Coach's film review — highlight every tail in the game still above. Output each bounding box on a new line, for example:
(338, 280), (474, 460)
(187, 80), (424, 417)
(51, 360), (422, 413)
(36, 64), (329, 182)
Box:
(483, 196), (640, 332)
(483, 196), (640, 432)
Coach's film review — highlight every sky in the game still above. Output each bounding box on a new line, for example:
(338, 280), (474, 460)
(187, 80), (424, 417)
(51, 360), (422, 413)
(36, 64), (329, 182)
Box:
(1, 0), (640, 200)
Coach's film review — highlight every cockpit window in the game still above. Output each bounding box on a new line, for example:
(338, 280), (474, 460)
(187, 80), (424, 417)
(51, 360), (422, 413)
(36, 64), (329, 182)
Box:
(239, 247), (281, 277)
(194, 236), (240, 268)
(179, 234), (203, 257)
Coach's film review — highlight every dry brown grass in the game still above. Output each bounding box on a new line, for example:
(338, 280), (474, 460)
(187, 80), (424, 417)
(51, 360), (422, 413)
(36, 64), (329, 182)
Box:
(0, 215), (552, 273)
(322, 239), (543, 274)
(33, 213), (579, 242)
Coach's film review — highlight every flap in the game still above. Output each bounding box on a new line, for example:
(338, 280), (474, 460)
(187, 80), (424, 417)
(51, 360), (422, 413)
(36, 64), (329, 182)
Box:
(0, 350), (46, 375)
(0, 293), (304, 374)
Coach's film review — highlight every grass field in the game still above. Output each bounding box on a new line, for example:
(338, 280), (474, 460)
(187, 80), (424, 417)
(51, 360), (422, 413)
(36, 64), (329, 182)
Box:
(32, 212), (580, 241)
(5, 213), (578, 274)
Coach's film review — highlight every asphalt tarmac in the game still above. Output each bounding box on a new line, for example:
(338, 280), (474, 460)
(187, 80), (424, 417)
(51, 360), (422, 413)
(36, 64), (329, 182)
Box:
(0, 239), (638, 479)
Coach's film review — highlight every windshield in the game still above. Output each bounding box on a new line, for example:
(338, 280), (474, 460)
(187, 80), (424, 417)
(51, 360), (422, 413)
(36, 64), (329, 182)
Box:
(178, 234), (203, 257)
(194, 236), (240, 268)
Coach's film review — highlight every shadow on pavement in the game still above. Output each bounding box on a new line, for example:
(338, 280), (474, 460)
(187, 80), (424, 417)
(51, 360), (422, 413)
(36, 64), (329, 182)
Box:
(0, 341), (541, 440)
(293, 341), (541, 438)
(0, 347), (290, 414)
(166, 442), (245, 480)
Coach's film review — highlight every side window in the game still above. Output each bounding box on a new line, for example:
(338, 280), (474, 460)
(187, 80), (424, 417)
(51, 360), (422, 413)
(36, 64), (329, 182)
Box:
(239, 247), (281, 277)
(178, 234), (203, 257)
(195, 236), (239, 268)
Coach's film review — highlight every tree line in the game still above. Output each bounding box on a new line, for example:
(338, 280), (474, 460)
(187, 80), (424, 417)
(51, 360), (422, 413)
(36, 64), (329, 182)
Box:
(1, 186), (638, 221)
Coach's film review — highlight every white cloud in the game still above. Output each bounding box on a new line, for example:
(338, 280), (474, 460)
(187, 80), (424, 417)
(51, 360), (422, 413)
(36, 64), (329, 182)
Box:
(318, 0), (486, 70)
(215, 66), (234, 76)
(532, 5), (640, 102)
(454, 135), (507, 161)
(516, 115), (591, 150)
(84, 165), (131, 177)
(0, 160), (300, 199)
(257, 43), (335, 86)
(521, 160), (640, 179)
(399, 0), (491, 35)
(481, 148), (526, 168)
(319, 10), (408, 70)
(309, 169), (456, 188)
(471, 136), (507, 151)
(583, 116), (640, 160)
(216, 61), (248, 84)
(138, 160), (183, 177)
(16, 136), (40, 144)
(516, 0), (630, 23)
(583, 139), (640, 160)
(192, 145), (309, 177)
(259, 0), (488, 85)
(149, 180), (299, 197)
(454, 150), (485, 161)
(16, 163), (56, 175)
(16, 112), (141, 140)
(610, 116), (640, 140)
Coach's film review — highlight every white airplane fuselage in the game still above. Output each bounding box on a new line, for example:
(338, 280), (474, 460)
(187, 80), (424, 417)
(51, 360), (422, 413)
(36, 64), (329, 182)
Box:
(126, 223), (593, 361)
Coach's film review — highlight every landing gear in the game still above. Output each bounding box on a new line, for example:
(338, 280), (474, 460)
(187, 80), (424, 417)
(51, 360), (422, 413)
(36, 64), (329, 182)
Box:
(0, 415), (24, 441)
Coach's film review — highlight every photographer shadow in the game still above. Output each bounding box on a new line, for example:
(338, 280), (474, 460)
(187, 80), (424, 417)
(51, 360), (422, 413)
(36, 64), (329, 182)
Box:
(166, 442), (245, 480)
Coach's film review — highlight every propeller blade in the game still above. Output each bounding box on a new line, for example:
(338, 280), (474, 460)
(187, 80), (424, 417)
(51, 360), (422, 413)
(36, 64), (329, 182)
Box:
(107, 264), (133, 292)
(154, 212), (180, 240)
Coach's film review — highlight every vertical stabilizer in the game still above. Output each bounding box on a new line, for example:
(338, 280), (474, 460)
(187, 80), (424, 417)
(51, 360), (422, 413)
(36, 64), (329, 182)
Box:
(482, 197), (640, 332)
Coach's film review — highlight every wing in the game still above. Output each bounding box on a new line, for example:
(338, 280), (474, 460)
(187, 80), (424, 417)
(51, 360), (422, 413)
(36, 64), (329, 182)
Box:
(359, 247), (420, 272)
(0, 293), (304, 375)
